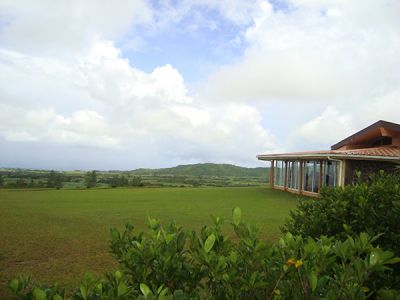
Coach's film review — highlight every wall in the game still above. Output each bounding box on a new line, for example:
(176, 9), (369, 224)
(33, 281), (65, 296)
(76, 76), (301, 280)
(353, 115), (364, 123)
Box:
(345, 160), (398, 185)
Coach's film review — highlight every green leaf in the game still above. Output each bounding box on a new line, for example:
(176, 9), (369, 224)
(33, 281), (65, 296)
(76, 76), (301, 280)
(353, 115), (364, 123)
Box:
(204, 233), (216, 253)
(370, 251), (378, 266)
(158, 287), (169, 297)
(232, 207), (242, 226)
(80, 284), (87, 300)
(140, 283), (152, 297)
(229, 251), (238, 263)
(157, 285), (164, 295)
(147, 216), (159, 229)
(33, 288), (47, 300)
(384, 257), (400, 264)
(115, 270), (122, 280)
(8, 278), (19, 293)
(53, 295), (63, 300)
(309, 273), (318, 291)
(118, 282), (128, 296)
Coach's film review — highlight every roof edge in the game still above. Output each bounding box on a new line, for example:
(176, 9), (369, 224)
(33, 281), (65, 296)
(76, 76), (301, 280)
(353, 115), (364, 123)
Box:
(331, 120), (400, 150)
(257, 153), (400, 162)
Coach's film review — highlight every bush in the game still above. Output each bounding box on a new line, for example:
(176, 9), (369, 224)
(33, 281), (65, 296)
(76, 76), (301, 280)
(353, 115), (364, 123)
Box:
(283, 172), (400, 289)
(283, 172), (400, 255)
(9, 208), (400, 299)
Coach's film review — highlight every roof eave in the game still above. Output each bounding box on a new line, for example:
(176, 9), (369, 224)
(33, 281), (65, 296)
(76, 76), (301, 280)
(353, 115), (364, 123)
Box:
(257, 154), (400, 162)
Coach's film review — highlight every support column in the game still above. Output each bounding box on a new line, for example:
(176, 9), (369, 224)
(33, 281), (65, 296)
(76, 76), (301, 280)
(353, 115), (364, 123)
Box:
(340, 160), (346, 187)
(319, 160), (323, 193)
(284, 161), (288, 191)
(299, 161), (303, 195)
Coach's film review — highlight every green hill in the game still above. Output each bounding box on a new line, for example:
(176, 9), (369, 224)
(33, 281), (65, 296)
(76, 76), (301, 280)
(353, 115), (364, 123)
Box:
(130, 163), (269, 178)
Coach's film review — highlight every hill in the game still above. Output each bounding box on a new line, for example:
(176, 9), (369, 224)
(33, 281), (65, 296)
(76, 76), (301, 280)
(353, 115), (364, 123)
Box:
(130, 163), (269, 178)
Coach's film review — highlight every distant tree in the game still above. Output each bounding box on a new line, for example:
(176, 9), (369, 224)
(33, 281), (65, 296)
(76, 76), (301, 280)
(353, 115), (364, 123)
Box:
(130, 176), (142, 187)
(28, 178), (35, 188)
(15, 178), (27, 188)
(85, 171), (97, 188)
(109, 175), (130, 188)
(47, 171), (64, 190)
(0, 174), (4, 188)
(110, 175), (119, 188)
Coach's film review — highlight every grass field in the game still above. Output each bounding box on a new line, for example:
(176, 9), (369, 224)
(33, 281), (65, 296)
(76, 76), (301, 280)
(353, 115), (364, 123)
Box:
(0, 186), (300, 296)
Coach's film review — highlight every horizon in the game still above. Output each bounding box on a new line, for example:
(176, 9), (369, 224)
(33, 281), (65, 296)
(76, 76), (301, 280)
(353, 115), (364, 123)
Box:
(0, 161), (270, 172)
(1, 0), (399, 170)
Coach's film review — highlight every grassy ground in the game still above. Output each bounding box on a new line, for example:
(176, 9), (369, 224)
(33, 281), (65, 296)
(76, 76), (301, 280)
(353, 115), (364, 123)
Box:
(0, 186), (300, 296)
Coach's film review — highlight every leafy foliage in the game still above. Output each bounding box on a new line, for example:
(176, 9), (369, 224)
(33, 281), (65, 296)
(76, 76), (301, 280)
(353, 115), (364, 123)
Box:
(85, 171), (97, 189)
(283, 172), (400, 288)
(130, 163), (268, 178)
(283, 172), (400, 254)
(9, 208), (400, 299)
(47, 170), (64, 189)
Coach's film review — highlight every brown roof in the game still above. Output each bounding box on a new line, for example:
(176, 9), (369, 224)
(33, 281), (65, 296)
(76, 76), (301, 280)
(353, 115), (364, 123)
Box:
(257, 146), (400, 161)
(331, 120), (400, 150)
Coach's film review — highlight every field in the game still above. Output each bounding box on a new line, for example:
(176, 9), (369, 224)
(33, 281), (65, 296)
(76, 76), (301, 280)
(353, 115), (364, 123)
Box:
(0, 186), (299, 296)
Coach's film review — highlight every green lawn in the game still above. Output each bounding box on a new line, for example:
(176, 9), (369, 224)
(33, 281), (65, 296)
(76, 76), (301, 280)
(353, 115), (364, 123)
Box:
(0, 187), (300, 296)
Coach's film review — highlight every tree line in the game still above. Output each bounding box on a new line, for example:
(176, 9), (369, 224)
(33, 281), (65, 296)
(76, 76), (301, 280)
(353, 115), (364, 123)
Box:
(0, 171), (142, 189)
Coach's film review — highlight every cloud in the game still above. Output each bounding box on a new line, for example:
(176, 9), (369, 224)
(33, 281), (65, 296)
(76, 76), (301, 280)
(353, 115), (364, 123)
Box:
(0, 40), (278, 167)
(0, 0), (152, 55)
(0, 0), (399, 169)
(296, 106), (354, 145)
(205, 0), (400, 103)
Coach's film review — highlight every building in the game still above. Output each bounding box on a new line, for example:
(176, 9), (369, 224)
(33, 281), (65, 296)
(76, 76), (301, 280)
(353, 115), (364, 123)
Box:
(257, 120), (400, 197)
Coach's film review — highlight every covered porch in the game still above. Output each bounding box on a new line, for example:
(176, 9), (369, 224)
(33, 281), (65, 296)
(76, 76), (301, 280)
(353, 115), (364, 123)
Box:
(257, 151), (346, 197)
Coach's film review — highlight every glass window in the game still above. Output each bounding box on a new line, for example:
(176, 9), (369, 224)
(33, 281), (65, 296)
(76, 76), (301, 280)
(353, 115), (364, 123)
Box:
(322, 161), (339, 187)
(302, 161), (321, 193)
(287, 161), (299, 190)
(274, 160), (285, 187)
(313, 161), (321, 193)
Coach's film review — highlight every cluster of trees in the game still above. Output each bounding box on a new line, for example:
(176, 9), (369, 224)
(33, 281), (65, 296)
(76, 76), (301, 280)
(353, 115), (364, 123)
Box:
(0, 170), (64, 189)
(46, 171), (64, 189)
(8, 172), (400, 299)
(85, 171), (97, 188)
(84, 171), (142, 188)
(103, 175), (143, 188)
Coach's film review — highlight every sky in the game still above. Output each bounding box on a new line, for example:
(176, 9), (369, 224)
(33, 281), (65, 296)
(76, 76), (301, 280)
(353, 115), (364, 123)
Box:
(0, 0), (399, 170)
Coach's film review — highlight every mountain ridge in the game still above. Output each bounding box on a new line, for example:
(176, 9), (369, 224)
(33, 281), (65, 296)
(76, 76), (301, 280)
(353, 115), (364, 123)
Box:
(129, 163), (269, 178)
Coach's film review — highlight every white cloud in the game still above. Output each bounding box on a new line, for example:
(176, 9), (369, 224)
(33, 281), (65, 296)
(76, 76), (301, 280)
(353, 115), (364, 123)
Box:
(0, 0), (152, 56)
(297, 106), (354, 145)
(361, 91), (400, 126)
(1, 0), (399, 168)
(205, 0), (400, 103)
(0, 40), (278, 167)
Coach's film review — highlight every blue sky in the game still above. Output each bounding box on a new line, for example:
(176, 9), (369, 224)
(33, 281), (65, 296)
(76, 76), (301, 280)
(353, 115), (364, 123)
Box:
(119, 3), (249, 84)
(0, 0), (399, 170)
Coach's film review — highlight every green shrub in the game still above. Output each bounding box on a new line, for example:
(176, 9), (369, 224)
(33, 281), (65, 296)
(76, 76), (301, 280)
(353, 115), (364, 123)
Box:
(9, 208), (400, 299)
(283, 172), (400, 251)
(283, 172), (400, 288)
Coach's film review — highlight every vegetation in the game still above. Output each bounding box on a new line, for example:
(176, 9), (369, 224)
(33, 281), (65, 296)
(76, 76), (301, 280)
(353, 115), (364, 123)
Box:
(4, 172), (400, 298)
(131, 163), (269, 177)
(0, 187), (296, 298)
(8, 208), (400, 299)
(0, 163), (269, 189)
(47, 171), (64, 189)
(85, 171), (98, 189)
(283, 172), (400, 289)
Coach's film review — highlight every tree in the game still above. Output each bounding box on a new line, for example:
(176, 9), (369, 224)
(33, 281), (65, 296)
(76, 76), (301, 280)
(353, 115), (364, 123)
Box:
(47, 170), (64, 190)
(130, 176), (142, 187)
(85, 171), (97, 188)
(0, 174), (4, 188)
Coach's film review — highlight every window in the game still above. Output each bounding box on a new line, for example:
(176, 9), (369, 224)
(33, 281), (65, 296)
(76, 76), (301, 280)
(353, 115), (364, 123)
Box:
(322, 161), (340, 187)
(302, 161), (320, 193)
(274, 160), (285, 187)
(287, 161), (299, 190)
